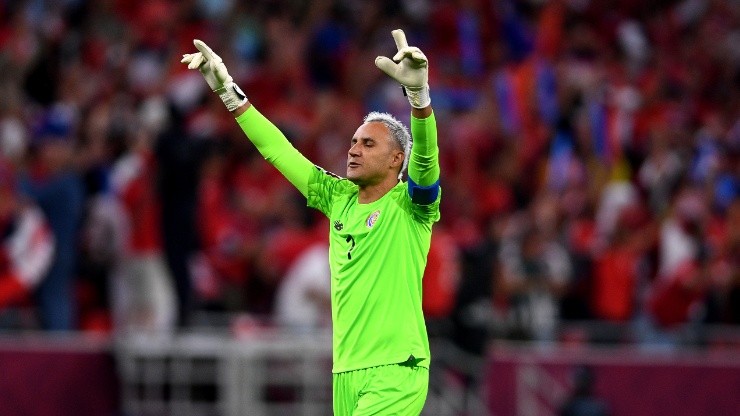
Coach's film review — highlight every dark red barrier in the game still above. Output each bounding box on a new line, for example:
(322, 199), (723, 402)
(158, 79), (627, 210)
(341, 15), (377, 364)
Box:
(485, 346), (740, 416)
(0, 339), (119, 416)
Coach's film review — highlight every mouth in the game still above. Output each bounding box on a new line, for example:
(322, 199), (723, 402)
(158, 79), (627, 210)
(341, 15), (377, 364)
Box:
(348, 162), (361, 168)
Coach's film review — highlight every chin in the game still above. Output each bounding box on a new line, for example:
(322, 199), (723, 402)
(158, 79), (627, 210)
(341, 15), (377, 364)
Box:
(346, 172), (366, 186)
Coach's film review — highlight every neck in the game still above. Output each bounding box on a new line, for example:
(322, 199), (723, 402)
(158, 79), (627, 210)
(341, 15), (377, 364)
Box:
(357, 176), (399, 204)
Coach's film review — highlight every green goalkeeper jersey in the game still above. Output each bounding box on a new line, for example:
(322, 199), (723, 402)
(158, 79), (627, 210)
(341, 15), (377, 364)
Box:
(236, 106), (440, 373)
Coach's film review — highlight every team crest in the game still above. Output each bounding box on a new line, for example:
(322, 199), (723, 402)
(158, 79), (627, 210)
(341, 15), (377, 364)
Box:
(366, 210), (380, 228)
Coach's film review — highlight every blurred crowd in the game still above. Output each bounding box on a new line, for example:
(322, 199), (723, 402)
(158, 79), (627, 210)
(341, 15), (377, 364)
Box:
(0, 0), (737, 351)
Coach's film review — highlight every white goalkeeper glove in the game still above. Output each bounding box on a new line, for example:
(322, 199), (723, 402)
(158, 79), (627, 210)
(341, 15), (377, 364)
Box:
(375, 29), (430, 109)
(181, 40), (248, 112)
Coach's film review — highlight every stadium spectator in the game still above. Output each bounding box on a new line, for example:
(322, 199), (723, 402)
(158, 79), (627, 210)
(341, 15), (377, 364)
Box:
(107, 99), (177, 334)
(499, 206), (571, 342)
(155, 103), (208, 327)
(0, 159), (55, 321)
(18, 106), (84, 330)
(422, 225), (462, 327)
(274, 243), (331, 331)
(639, 184), (713, 347)
(591, 209), (643, 322)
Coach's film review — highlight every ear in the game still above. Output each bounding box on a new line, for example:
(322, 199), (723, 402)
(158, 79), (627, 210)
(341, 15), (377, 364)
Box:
(390, 150), (404, 169)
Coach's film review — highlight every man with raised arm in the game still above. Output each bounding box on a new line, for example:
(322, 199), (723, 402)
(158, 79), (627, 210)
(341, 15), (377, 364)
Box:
(182, 29), (440, 415)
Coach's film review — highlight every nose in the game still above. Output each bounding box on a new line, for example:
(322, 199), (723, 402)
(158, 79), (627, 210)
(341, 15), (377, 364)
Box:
(349, 142), (361, 157)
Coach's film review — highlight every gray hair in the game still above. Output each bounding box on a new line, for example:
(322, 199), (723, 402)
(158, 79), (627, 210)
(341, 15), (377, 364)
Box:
(363, 112), (412, 179)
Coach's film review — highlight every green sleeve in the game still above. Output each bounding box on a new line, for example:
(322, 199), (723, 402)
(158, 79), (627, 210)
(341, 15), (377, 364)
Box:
(408, 112), (439, 187)
(235, 106), (314, 197)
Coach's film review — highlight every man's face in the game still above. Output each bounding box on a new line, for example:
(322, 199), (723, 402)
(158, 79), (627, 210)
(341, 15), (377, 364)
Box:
(346, 122), (403, 186)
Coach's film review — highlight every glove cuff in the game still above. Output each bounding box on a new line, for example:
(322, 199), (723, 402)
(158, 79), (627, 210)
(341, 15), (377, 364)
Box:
(403, 84), (431, 109)
(214, 82), (248, 112)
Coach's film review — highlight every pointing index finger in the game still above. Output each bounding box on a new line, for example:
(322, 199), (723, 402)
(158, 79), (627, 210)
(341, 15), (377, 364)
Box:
(391, 29), (408, 51)
(194, 39), (220, 62)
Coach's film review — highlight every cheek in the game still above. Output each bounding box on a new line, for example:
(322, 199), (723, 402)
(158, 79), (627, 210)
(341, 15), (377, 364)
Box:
(373, 152), (390, 166)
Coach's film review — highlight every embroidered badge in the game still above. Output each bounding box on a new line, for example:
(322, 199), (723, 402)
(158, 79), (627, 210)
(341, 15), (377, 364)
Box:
(366, 210), (380, 228)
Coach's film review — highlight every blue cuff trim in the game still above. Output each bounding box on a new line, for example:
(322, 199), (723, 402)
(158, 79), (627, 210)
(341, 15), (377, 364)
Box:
(408, 177), (440, 205)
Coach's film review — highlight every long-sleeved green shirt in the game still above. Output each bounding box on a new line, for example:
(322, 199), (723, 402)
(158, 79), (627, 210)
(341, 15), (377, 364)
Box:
(236, 106), (441, 372)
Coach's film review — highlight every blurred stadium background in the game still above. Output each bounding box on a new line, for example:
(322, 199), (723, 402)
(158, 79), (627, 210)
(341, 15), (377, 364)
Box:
(0, 0), (738, 415)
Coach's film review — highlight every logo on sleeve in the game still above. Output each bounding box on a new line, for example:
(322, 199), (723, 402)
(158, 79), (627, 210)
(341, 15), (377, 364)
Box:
(366, 210), (380, 228)
(333, 220), (344, 231)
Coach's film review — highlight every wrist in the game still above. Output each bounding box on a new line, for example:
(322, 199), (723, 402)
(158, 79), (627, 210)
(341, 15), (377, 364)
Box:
(214, 81), (248, 112)
(232, 100), (251, 117)
(403, 84), (430, 109)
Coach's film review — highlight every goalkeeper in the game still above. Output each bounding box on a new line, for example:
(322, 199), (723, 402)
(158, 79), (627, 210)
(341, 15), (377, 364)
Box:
(182, 29), (440, 415)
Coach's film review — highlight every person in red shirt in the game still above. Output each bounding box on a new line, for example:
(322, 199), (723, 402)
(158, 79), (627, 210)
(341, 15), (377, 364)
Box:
(638, 188), (710, 347)
(591, 204), (652, 322)
(648, 257), (708, 329)
(422, 225), (461, 323)
(109, 129), (177, 333)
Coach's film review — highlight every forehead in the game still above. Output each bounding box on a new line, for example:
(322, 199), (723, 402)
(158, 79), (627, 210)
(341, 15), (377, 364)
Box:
(353, 121), (391, 143)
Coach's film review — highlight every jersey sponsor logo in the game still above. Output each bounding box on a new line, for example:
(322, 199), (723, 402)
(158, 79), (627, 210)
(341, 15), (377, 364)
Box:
(366, 210), (380, 228)
(333, 220), (344, 231)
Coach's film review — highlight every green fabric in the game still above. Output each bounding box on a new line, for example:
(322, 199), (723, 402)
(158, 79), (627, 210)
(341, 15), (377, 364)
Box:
(235, 105), (441, 376)
(408, 113), (439, 187)
(308, 169), (440, 373)
(333, 363), (429, 416)
(235, 106), (314, 197)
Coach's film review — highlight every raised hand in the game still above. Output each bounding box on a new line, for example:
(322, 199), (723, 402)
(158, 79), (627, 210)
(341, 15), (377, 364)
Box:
(181, 40), (246, 112)
(375, 30), (428, 89)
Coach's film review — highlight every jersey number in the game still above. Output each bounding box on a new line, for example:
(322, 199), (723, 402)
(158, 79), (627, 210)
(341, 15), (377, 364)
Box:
(345, 235), (355, 259)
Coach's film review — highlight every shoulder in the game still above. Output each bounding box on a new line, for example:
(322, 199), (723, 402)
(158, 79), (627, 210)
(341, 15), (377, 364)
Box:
(307, 166), (357, 215)
(310, 166), (356, 193)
